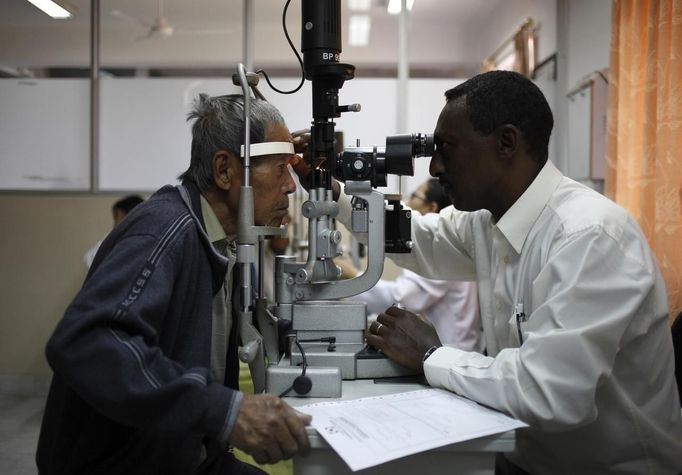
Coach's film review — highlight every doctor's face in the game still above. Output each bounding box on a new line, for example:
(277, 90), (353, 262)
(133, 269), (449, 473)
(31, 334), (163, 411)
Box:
(429, 98), (501, 213)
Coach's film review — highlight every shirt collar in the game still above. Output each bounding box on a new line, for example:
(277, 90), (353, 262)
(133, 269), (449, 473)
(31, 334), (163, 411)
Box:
(199, 194), (227, 246)
(495, 159), (563, 254)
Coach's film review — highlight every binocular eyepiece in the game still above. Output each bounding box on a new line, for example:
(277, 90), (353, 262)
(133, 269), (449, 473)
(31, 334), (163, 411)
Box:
(334, 133), (434, 187)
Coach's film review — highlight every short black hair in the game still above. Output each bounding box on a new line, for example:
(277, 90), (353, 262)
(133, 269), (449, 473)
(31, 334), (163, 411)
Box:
(444, 70), (553, 163)
(422, 178), (450, 212)
(113, 195), (144, 214)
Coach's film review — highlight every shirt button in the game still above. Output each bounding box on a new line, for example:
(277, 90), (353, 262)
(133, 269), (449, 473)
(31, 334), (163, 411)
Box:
(496, 301), (502, 311)
(503, 256), (510, 264)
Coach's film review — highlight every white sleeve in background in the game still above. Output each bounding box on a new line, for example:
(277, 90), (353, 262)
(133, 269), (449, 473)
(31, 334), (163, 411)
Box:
(348, 270), (481, 351)
(348, 270), (437, 316)
(338, 191), (478, 281)
(339, 190), (482, 351)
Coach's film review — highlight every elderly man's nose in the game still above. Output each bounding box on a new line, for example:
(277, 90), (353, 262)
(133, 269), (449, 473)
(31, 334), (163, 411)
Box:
(284, 167), (297, 194)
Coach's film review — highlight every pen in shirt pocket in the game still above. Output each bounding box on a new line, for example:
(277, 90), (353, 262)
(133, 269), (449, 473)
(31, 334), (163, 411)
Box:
(515, 303), (527, 344)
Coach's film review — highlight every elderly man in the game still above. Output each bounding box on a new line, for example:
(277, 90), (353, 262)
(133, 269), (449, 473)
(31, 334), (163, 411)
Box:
(328, 71), (682, 474)
(37, 94), (310, 475)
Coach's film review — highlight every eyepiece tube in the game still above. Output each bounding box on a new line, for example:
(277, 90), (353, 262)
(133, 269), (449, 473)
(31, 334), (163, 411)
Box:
(384, 133), (434, 176)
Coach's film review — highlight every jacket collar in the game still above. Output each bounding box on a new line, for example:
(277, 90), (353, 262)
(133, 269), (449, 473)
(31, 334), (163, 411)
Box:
(177, 180), (228, 294)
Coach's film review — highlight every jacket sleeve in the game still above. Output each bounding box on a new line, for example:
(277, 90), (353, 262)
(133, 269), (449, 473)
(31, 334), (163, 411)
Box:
(46, 216), (240, 446)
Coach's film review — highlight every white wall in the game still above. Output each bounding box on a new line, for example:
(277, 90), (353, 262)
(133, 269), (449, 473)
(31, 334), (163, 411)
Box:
(565, 0), (612, 87)
(1, 77), (461, 194)
(1, 0), (615, 188)
(0, 79), (90, 190)
(468, 0), (559, 169)
(554, 0), (612, 182)
(473, 0), (557, 65)
(471, 0), (612, 182)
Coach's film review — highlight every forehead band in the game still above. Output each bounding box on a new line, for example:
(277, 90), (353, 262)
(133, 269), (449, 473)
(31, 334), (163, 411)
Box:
(240, 142), (295, 157)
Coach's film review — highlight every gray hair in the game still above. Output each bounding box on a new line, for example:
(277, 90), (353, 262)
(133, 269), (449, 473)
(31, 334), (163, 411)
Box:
(179, 93), (286, 192)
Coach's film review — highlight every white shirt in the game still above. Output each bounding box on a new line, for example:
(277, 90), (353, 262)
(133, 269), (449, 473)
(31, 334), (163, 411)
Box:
(338, 160), (682, 474)
(348, 270), (481, 351)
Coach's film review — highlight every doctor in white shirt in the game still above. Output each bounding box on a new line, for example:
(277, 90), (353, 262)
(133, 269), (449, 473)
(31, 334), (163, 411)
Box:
(349, 71), (682, 474)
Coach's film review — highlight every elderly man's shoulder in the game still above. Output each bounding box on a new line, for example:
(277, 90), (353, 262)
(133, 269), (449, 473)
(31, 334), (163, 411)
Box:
(118, 185), (197, 238)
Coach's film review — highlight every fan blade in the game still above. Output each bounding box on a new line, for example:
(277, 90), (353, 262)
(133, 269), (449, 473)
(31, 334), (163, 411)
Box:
(172, 28), (234, 36)
(110, 9), (152, 28)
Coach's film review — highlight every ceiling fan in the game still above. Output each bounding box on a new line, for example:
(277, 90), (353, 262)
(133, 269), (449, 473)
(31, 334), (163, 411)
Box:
(110, 0), (233, 40)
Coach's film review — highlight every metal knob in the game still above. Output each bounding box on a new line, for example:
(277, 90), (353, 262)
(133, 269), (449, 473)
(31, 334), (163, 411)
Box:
(239, 340), (259, 363)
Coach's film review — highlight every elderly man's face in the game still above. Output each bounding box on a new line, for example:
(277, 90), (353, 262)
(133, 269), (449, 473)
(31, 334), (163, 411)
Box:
(236, 122), (297, 227)
(429, 98), (500, 213)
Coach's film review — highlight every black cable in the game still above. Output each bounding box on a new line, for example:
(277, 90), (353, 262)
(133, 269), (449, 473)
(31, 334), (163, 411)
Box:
(298, 337), (336, 344)
(294, 339), (307, 377)
(256, 0), (305, 95)
(278, 338), (308, 397)
(278, 337), (337, 397)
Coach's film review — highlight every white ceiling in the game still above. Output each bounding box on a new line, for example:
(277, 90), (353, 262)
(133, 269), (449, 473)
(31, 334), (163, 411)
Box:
(0, 0), (503, 73)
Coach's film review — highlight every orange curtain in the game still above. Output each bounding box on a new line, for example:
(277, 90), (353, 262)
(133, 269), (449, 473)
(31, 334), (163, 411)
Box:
(606, 0), (682, 323)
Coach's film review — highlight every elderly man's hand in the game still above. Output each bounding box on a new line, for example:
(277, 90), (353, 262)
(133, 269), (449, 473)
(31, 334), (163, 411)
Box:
(365, 306), (442, 372)
(228, 393), (311, 465)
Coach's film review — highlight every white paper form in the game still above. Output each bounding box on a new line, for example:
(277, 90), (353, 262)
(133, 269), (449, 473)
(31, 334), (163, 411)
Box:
(297, 388), (528, 472)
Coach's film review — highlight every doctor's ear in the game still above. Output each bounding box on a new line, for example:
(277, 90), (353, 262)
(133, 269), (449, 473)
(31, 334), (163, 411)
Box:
(497, 124), (519, 159)
(212, 151), (239, 191)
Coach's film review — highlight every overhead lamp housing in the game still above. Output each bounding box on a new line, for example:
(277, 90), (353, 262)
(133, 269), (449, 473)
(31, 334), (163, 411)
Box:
(387, 0), (414, 15)
(25, 0), (73, 19)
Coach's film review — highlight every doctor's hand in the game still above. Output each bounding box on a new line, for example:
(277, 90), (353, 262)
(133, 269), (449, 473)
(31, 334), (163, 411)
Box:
(365, 305), (441, 372)
(290, 129), (312, 184)
(228, 393), (311, 464)
(290, 130), (341, 201)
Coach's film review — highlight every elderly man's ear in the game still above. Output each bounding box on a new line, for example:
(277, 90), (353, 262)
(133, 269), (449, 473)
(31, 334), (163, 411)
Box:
(212, 151), (240, 191)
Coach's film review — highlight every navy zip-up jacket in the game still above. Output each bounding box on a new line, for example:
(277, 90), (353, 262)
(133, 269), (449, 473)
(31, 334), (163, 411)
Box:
(37, 181), (243, 474)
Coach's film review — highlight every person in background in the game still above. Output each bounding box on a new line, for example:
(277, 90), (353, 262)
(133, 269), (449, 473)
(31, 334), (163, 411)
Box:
(84, 194), (144, 268)
(338, 179), (481, 351)
(38, 94), (311, 475)
(309, 71), (682, 474)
